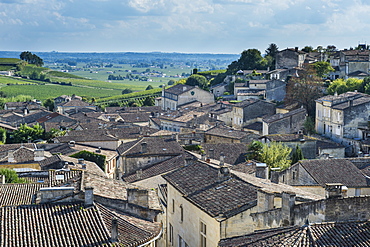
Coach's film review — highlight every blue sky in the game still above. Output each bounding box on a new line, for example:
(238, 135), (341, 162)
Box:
(0, 0), (369, 54)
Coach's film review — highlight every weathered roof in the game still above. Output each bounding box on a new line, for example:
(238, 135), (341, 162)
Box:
(122, 154), (187, 183)
(0, 183), (47, 206)
(164, 84), (195, 95)
(262, 108), (306, 124)
(205, 127), (256, 140)
(117, 136), (184, 156)
(261, 134), (315, 142)
(219, 221), (370, 247)
(0, 202), (161, 247)
(202, 143), (248, 165)
(298, 159), (368, 187)
(163, 161), (258, 218)
(59, 99), (94, 107)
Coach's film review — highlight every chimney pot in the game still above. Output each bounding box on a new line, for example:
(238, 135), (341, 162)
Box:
(111, 218), (118, 242)
(255, 163), (268, 179)
(84, 187), (94, 207)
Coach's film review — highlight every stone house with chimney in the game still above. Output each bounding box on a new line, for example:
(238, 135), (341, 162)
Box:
(315, 92), (370, 155)
(116, 136), (185, 179)
(329, 49), (370, 79)
(159, 84), (214, 111)
(276, 159), (370, 197)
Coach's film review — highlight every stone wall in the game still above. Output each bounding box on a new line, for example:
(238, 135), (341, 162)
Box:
(251, 195), (370, 231)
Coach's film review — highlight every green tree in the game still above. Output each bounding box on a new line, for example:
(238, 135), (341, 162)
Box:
(265, 43), (279, 70)
(247, 140), (263, 160)
(302, 46), (314, 53)
(43, 98), (55, 111)
(185, 74), (209, 90)
(19, 51), (43, 66)
(259, 142), (292, 170)
(11, 123), (44, 143)
(143, 96), (155, 106)
(44, 128), (66, 142)
(314, 61), (334, 78)
(0, 128), (6, 144)
(303, 116), (316, 135)
(122, 88), (133, 94)
(291, 145), (304, 164)
(327, 78), (363, 95)
(0, 168), (27, 183)
(168, 80), (175, 86)
(145, 85), (154, 90)
(227, 49), (267, 74)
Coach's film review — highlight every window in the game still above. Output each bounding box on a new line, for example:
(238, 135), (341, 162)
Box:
(172, 199), (175, 213)
(169, 223), (174, 245)
(178, 235), (189, 247)
(180, 205), (183, 222)
(200, 221), (207, 247)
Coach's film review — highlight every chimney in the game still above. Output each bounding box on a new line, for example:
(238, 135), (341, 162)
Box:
(281, 191), (296, 226)
(348, 99), (353, 107)
(183, 86), (187, 92)
(69, 141), (75, 147)
(84, 187), (94, 207)
(325, 183), (343, 199)
(78, 158), (84, 164)
(257, 189), (275, 212)
(219, 153), (225, 166)
(141, 142), (147, 153)
(127, 188), (149, 208)
(270, 167), (280, 184)
(201, 152), (206, 161)
(111, 218), (118, 242)
(295, 47), (299, 52)
(175, 133), (179, 142)
(255, 163), (268, 179)
(82, 163), (87, 170)
(136, 169), (143, 180)
(63, 162), (69, 170)
(208, 149), (214, 159)
(8, 150), (15, 163)
(139, 126), (143, 135)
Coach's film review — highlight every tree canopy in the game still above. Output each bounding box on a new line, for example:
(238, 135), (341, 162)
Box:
(314, 61), (334, 78)
(227, 49), (268, 74)
(19, 51), (44, 67)
(0, 168), (27, 183)
(259, 142), (292, 170)
(185, 74), (209, 90)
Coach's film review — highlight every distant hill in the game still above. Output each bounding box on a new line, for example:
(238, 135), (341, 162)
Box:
(0, 58), (23, 71)
(0, 51), (239, 65)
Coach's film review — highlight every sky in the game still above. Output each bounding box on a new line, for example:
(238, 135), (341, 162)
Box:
(1, 0), (370, 54)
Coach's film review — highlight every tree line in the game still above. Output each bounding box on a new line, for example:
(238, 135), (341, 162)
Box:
(19, 51), (44, 67)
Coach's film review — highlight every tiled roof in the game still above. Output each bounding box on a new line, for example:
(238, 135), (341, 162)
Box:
(205, 126), (257, 140)
(117, 137), (184, 156)
(233, 98), (259, 108)
(202, 143), (248, 165)
(165, 84), (195, 95)
(261, 134), (315, 142)
(298, 159), (368, 187)
(163, 161), (258, 218)
(231, 161), (256, 175)
(97, 203), (161, 246)
(59, 99), (94, 107)
(104, 106), (162, 113)
(219, 221), (370, 247)
(0, 183), (47, 206)
(54, 134), (119, 143)
(262, 108), (306, 123)
(122, 155), (187, 183)
(0, 202), (160, 247)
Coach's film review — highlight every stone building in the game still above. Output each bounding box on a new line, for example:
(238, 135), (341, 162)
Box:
(277, 159), (370, 197)
(226, 99), (275, 129)
(159, 84), (214, 111)
(315, 91), (370, 155)
(262, 108), (307, 136)
(275, 48), (307, 69)
(116, 136), (184, 179)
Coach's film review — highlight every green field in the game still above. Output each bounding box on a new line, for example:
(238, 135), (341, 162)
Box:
(0, 83), (122, 101)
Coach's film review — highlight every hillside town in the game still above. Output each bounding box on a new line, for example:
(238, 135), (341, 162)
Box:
(2, 46), (370, 246)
